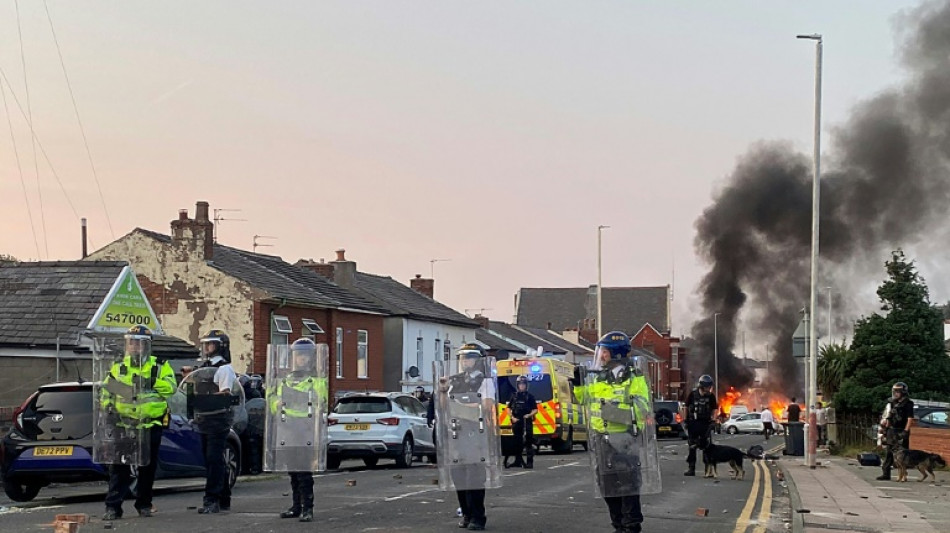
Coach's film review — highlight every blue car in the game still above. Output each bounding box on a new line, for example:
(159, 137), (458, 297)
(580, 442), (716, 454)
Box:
(1, 382), (241, 502)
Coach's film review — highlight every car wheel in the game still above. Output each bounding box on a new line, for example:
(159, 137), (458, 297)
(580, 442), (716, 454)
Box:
(225, 441), (241, 489)
(427, 453), (438, 464)
(727, 426), (738, 435)
(326, 454), (342, 470)
(3, 480), (41, 502)
(394, 435), (414, 468)
(363, 457), (379, 468)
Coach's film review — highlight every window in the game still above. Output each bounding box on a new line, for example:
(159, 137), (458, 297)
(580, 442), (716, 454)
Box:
(435, 339), (442, 362)
(272, 315), (292, 346)
(671, 348), (679, 370)
(335, 327), (343, 378)
(302, 319), (324, 335)
(416, 336), (424, 373)
(357, 330), (368, 378)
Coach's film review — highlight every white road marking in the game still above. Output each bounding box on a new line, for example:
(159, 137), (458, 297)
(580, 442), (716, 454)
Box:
(547, 461), (580, 470)
(384, 488), (440, 502)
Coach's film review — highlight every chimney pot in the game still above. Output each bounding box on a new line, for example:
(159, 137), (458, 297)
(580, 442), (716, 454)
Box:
(335, 249), (346, 261)
(415, 274), (421, 279)
(195, 201), (209, 222)
(179, 209), (188, 220)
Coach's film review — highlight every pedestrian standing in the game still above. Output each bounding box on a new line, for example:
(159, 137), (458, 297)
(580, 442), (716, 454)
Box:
(101, 326), (176, 520)
(877, 382), (914, 481)
(786, 398), (801, 423)
(683, 375), (718, 476)
(506, 376), (538, 469)
(814, 402), (827, 445)
(761, 406), (775, 441)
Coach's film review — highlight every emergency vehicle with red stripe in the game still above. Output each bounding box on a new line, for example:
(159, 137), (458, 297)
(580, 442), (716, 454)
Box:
(496, 358), (587, 453)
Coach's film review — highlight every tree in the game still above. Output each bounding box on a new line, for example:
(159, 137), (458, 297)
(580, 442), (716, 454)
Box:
(817, 342), (849, 401)
(835, 250), (950, 414)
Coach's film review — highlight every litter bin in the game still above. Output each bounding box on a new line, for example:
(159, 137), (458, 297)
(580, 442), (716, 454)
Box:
(784, 421), (805, 456)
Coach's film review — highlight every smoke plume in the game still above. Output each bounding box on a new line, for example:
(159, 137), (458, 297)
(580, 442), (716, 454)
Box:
(692, 1), (950, 398)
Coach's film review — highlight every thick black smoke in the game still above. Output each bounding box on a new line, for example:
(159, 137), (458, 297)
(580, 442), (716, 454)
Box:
(692, 1), (950, 398)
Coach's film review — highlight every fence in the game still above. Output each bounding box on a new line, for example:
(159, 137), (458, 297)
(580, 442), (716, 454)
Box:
(832, 411), (878, 449)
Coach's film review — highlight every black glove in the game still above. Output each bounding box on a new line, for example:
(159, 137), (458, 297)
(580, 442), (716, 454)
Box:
(571, 365), (586, 386)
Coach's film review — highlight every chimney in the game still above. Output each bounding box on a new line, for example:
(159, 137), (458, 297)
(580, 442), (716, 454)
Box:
(473, 314), (490, 330)
(410, 274), (434, 299)
(81, 218), (88, 259)
(295, 258), (336, 279)
(331, 248), (356, 287)
(170, 201), (215, 261)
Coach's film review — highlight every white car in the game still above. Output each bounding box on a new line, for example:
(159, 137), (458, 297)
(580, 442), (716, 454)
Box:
(327, 393), (435, 469)
(721, 412), (784, 435)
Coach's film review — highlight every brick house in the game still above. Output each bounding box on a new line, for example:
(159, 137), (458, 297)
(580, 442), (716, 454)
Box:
(632, 323), (687, 401)
(88, 202), (390, 398)
(296, 252), (479, 393)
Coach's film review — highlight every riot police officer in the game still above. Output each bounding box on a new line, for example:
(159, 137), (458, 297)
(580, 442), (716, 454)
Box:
(436, 344), (500, 531)
(877, 381), (914, 481)
(684, 374), (718, 477)
(195, 329), (238, 514)
(573, 331), (657, 533)
(101, 326), (176, 520)
(507, 375), (538, 469)
(270, 338), (328, 522)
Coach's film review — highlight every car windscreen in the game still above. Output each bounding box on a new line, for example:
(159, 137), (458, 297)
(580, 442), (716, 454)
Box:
(333, 397), (392, 414)
(29, 388), (93, 441)
(654, 401), (679, 413)
(497, 375), (554, 404)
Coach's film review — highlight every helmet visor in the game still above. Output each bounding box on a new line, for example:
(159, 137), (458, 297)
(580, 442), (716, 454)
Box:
(291, 345), (317, 372)
(124, 335), (151, 359)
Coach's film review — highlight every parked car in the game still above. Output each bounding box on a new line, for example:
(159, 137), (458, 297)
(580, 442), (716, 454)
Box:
(327, 392), (435, 469)
(1, 381), (242, 502)
(721, 412), (784, 435)
(916, 408), (948, 429)
(653, 401), (687, 439)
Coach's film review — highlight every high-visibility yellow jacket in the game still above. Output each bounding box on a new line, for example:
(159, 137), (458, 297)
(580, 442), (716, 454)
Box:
(575, 365), (649, 434)
(268, 375), (328, 418)
(101, 355), (176, 428)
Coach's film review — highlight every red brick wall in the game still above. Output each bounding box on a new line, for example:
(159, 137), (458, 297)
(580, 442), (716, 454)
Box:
(633, 326), (686, 401)
(251, 302), (384, 399)
(137, 274), (178, 316)
(908, 419), (950, 460)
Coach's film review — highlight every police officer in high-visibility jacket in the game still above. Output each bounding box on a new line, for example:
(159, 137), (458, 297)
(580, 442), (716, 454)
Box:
(573, 331), (658, 533)
(269, 338), (328, 522)
(102, 325), (176, 521)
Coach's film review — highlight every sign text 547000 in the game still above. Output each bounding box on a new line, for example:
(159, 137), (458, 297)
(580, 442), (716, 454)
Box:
(104, 313), (151, 325)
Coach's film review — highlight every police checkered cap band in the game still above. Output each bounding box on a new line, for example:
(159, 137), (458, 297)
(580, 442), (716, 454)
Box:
(458, 349), (482, 359)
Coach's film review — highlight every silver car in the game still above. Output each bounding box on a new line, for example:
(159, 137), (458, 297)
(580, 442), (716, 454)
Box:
(327, 392), (435, 469)
(721, 412), (784, 435)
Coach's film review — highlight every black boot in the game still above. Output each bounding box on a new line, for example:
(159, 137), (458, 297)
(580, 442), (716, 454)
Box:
(197, 502), (220, 514)
(684, 465), (696, 476)
(299, 508), (313, 522)
(280, 508), (301, 519)
(876, 472), (891, 481)
(458, 516), (471, 528)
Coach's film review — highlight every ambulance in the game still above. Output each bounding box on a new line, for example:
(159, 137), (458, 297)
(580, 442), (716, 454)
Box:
(496, 358), (587, 453)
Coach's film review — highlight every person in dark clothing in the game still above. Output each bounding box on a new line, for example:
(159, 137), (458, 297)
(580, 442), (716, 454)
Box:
(684, 374), (718, 476)
(505, 376), (538, 469)
(877, 382), (915, 481)
(786, 398), (801, 423)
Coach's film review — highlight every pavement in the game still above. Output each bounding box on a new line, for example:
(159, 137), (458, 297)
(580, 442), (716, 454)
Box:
(781, 448), (950, 533)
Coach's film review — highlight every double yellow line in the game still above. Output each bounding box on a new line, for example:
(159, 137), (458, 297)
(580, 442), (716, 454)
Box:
(732, 456), (773, 533)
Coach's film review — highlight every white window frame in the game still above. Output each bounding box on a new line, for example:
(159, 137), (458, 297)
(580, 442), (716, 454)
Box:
(357, 330), (368, 379)
(273, 315), (293, 334)
(671, 347), (679, 370)
(302, 319), (324, 335)
(335, 327), (344, 379)
(416, 336), (424, 374)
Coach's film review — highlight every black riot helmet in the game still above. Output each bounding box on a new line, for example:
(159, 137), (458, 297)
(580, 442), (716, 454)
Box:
(200, 329), (231, 363)
(698, 375), (714, 390)
(892, 381), (908, 396)
(516, 375), (528, 388)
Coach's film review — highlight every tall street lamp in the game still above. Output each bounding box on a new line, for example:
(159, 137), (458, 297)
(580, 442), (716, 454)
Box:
(597, 225), (610, 339)
(826, 286), (833, 344)
(714, 312), (720, 400)
(798, 32), (823, 470)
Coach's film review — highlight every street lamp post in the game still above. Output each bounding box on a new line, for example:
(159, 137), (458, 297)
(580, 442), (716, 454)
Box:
(597, 225), (610, 339)
(826, 286), (833, 344)
(714, 312), (720, 400)
(798, 32), (823, 470)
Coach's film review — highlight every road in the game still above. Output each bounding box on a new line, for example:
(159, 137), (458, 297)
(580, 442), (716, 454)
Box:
(0, 433), (787, 532)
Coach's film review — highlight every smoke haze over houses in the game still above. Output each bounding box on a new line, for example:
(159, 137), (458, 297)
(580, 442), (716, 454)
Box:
(691, 0), (950, 398)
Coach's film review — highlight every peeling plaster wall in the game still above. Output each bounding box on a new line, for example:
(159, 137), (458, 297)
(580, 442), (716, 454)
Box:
(88, 231), (262, 373)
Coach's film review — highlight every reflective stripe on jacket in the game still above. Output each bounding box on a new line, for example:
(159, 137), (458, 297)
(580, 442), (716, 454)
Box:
(575, 372), (649, 434)
(269, 376), (328, 418)
(102, 355), (175, 428)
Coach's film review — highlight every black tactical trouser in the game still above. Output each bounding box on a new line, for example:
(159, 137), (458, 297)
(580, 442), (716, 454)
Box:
(881, 427), (910, 476)
(105, 425), (163, 514)
(512, 417), (535, 466)
(201, 429), (231, 507)
(288, 472), (314, 512)
(452, 464), (487, 526)
(604, 495), (643, 533)
(686, 420), (713, 470)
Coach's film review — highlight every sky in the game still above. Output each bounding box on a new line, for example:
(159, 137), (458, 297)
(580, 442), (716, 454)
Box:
(0, 1), (934, 339)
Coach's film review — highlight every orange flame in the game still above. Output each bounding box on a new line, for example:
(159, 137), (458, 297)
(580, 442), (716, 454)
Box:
(718, 387), (742, 416)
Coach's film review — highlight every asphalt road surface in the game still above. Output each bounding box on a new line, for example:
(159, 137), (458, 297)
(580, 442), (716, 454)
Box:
(0, 433), (788, 532)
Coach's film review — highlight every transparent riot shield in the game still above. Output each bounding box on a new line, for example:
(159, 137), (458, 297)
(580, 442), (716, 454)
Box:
(179, 366), (245, 435)
(434, 358), (503, 491)
(263, 343), (329, 473)
(583, 356), (661, 497)
(92, 335), (149, 466)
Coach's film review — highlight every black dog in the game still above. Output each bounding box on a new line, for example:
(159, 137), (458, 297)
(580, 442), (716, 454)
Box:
(699, 442), (759, 480)
(894, 449), (946, 482)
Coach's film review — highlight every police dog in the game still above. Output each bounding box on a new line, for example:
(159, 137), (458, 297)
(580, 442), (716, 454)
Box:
(894, 449), (946, 482)
(699, 441), (757, 480)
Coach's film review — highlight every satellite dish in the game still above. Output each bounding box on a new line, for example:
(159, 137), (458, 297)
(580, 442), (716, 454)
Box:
(407, 365), (420, 378)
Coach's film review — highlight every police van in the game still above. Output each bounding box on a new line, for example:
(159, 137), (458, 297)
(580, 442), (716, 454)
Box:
(496, 358), (587, 454)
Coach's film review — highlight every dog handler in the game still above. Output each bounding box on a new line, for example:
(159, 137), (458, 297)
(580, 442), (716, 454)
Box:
(877, 381), (914, 481)
(684, 375), (718, 476)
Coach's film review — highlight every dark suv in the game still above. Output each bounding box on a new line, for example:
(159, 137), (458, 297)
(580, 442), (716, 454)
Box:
(1, 381), (242, 502)
(654, 400), (687, 439)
